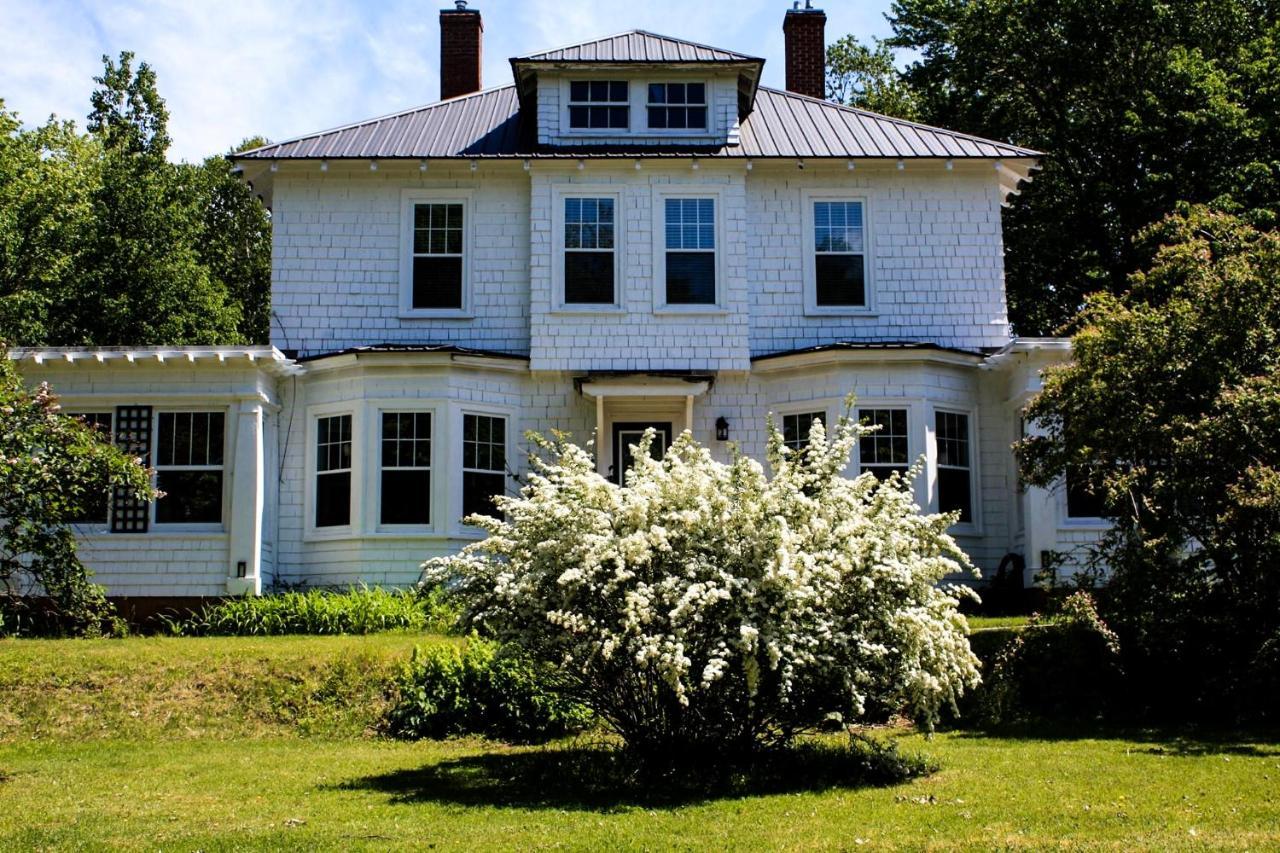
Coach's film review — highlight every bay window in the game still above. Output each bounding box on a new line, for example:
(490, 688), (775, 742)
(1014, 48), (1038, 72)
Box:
(462, 413), (507, 521)
(781, 411), (824, 453)
(380, 412), (431, 526)
(936, 411), (973, 523)
(858, 408), (909, 481)
(315, 414), (352, 528)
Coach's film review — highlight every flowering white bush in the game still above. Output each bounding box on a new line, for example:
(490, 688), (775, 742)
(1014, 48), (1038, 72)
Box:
(422, 405), (980, 756)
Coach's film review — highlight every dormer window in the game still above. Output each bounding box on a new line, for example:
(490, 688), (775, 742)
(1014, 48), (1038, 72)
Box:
(647, 83), (707, 130)
(568, 81), (629, 129)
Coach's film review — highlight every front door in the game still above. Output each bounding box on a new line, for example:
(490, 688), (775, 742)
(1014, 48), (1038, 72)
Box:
(611, 421), (673, 484)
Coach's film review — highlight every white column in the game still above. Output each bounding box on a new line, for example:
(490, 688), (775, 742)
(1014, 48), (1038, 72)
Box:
(1021, 417), (1059, 586)
(595, 394), (606, 476)
(684, 395), (694, 435)
(226, 401), (265, 595)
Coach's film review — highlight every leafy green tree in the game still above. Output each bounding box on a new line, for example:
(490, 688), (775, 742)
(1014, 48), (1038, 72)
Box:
(73, 52), (243, 345)
(825, 35), (921, 120)
(1018, 205), (1280, 717)
(884, 0), (1280, 333)
(0, 358), (155, 635)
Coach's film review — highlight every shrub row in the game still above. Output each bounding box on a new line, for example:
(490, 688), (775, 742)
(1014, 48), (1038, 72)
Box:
(163, 585), (455, 637)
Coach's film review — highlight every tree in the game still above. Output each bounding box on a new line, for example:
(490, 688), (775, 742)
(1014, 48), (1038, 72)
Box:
(883, 0), (1280, 334)
(424, 410), (980, 759)
(825, 35), (921, 120)
(1018, 205), (1280, 717)
(0, 358), (155, 635)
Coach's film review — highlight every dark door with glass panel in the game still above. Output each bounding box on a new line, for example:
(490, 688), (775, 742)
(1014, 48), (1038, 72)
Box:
(611, 422), (673, 485)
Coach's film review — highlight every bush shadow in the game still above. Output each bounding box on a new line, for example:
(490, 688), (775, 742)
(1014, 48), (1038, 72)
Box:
(336, 738), (933, 811)
(951, 721), (1280, 757)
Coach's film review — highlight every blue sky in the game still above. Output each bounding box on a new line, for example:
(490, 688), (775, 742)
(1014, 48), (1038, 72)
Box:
(0, 0), (898, 162)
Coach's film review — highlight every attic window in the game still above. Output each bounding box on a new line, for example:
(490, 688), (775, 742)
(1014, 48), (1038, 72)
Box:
(569, 81), (629, 129)
(648, 83), (707, 130)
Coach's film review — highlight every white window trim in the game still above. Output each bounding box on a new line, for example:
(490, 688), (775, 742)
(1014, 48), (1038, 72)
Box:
(651, 185), (728, 312)
(560, 77), (634, 136)
(800, 189), (876, 317)
(854, 403), (916, 478)
(931, 404), (981, 535)
(453, 405), (515, 537)
(398, 189), (475, 319)
(1057, 477), (1111, 528)
(151, 407), (230, 533)
(373, 406), (438, 534)
(551, 185), (625, 313)
(304, 403), (362, 541)
(643, 80), (713, 135)
(773, 402), (833, 453)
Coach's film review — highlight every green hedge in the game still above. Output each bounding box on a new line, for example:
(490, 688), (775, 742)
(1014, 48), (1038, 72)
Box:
(162, 586), (455, 637)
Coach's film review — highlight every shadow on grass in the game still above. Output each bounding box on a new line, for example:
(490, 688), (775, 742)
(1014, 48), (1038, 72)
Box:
(337, 737), (934, 811)
(951, 722), (1280, 757)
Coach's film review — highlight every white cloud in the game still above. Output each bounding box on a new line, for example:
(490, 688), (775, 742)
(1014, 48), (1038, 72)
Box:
(0, 0), (899, 162)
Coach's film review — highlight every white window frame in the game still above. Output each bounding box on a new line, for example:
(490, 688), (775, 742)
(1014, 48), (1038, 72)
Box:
(305, 404), (361, 540)
(551, 186), (625, 312)
(855, 405), (913, 480)
(801, 189), (875, 316)
(399, 189), (474, 319)
(375, 408), (436, 533)
(561, 78), (632, 135)
(1058, 476), (1110, 528)
(151, 408), (229, 533)
(455, 407), (514, 536)
(651, 186), (728, 313)
(778, 407), (830, 453)
(644, 81), (711, 134)
(931, 405), (981, 534)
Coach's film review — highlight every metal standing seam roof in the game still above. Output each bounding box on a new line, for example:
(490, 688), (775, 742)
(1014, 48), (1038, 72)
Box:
(514, 30), (763, 63)
(235, 85), (1039, 162)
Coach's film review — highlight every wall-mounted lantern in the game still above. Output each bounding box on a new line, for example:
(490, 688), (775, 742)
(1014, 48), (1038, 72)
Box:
(715, 417), (730, 441)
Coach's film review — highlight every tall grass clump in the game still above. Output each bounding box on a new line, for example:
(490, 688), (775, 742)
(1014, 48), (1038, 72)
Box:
(165, 585), (454, 637)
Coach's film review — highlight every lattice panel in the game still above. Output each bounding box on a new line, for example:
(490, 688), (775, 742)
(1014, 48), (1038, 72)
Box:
(111, 405), (153, 533)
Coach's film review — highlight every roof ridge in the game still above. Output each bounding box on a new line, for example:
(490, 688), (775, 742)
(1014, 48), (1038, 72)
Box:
(516, 28), (763, 62)
(756, 86), (1041, 157)
(235, 85), (518, 159)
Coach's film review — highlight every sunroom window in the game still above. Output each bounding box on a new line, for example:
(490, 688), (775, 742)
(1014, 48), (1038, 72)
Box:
(154, 412), (225, 524)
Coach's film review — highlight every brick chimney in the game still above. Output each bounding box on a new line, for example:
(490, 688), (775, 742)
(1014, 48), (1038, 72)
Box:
(440, 1), (483, 100)
(783, 2), (827, 100)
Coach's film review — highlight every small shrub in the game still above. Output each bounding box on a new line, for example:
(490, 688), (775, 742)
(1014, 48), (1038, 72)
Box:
(385, 637), (592, 743)
(162, 585), (454, 636)
(976, 591), (1124, 725)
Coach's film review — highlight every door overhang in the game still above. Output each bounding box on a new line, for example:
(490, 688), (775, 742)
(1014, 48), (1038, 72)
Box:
(577, 374), (713, 477)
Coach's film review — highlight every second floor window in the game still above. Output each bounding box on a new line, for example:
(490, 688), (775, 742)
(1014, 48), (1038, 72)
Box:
(462, 414), (507, 520)
(664, 198), (716, 305)
(155, 412), (225, 524)
(411, 203), (464, 309)
(648, 83), (707, 130)
(381, 412), (431, 526)
(859, 408), (909, 480)
(316, 414), (352, 528)
(814, 200), (866, 307)
(936, 411), (972, 524)
(569, 81), (629, 129)
(564, 197), (615, 304)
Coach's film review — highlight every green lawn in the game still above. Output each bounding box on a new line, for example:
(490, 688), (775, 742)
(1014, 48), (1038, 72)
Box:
(1, 634), (1276, 851)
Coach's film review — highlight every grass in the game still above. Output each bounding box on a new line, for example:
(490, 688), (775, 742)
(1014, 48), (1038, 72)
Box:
(2, 634), (1277, 850)
(966, 614), (1031, 631)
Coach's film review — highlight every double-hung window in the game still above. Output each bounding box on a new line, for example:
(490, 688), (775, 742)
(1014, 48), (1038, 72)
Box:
(1065, 468), (1105, 519)
(663, 197), (716, 305)
(462, 414), (507, 520)
(410, 202), (465, 310)
(380, 412), (431, 526)
(72, 412), (114, 524)
(813, 200), (867, 307)
(563, 197), (616, 304)
(315, 414), (352, 528)
(154, 412), (225, 525)
(647, 83), (707, 130)
(781, 411), (825, 453)
(568, 81), (629, 130)
(936, 411), (973, 523)
(858, 408), (909, 481)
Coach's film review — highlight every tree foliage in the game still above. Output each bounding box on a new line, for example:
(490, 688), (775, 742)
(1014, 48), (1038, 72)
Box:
(0, 53), (270, 346)
(1018, 205), (1280, 717)
(877, 0), (1280, 333)
(424, 410), (980, 759)
(825, 35), (921, 120)
(0, 358), (155, 635)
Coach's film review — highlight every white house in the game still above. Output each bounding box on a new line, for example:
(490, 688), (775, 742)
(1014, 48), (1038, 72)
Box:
(9, 4), (1106, 606)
